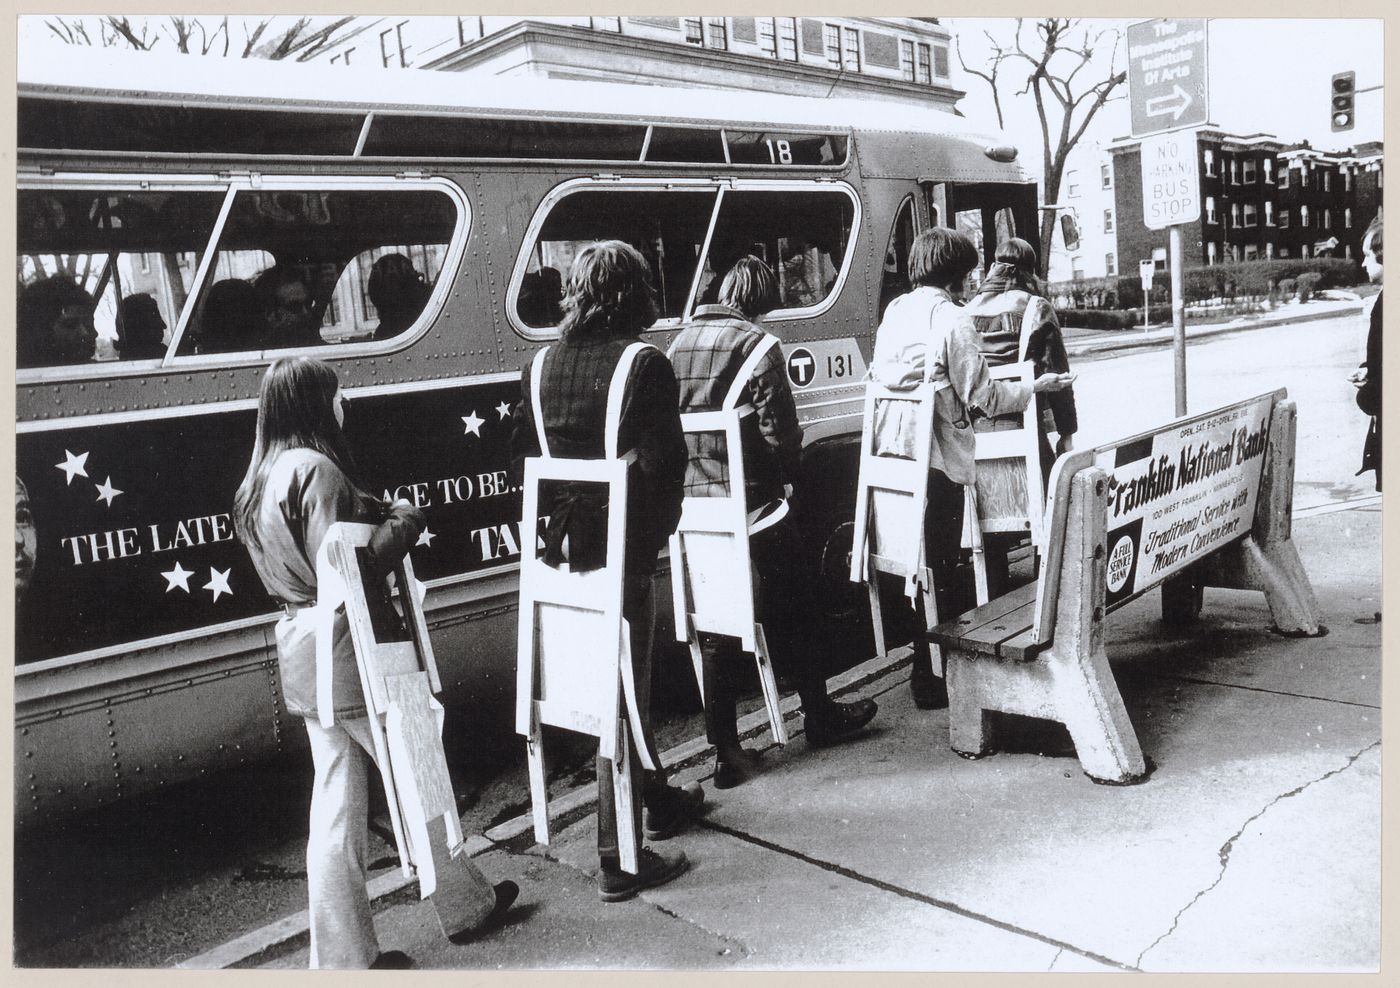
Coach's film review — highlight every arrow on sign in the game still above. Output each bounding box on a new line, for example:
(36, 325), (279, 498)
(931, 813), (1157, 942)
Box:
(1146, 84), (1193, 121)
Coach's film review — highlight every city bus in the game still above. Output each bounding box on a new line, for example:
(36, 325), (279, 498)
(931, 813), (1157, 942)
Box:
(14, 46), (1038, 826)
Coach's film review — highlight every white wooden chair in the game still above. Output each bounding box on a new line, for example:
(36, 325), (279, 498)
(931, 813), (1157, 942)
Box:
(668, 407), (788, 747)
(515, 342), (656, 875)
(849, 380), (940, 664)
(964, 360), (1046, 604)
(317, 521), (491, 935)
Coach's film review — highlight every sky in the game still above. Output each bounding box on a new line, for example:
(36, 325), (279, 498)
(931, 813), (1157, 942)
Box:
(947, 17), (1384, 181)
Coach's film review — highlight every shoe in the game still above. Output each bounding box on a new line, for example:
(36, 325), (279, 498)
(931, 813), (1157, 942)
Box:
(910, 670), (949, 710)
(643, 781), (704, 841)
(369, 950), (413, 969)
(598, 847), (690, 902)
(446, 880), (520, 945)
(712, 747), (764, 790)
(804, 698), (878, 748)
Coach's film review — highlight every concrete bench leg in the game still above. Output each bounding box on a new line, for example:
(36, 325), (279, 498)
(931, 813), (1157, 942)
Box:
(946, 468), (1148, 784)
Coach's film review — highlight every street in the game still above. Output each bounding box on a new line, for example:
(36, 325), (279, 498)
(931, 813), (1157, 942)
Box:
(12, 311), (1379, 969)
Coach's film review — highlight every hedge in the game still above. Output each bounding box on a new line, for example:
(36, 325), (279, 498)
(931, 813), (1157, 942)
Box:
(1050, 257), (1361, 311)
(1056, 308), (1141, 330)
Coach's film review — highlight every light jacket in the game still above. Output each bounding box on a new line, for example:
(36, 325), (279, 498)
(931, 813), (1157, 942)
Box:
(868, 286), (1033, 486)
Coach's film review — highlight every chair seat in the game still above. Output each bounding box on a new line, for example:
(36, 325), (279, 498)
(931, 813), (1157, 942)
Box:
(927, 580), (1046, 662)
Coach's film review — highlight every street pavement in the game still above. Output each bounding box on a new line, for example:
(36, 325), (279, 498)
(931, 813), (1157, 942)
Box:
(228, 496), (1380, 973)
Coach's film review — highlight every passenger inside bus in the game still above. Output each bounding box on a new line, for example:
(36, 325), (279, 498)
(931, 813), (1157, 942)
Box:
(17, 276), (98, 369)
(115, 293), (168, 360)
(368, 253), (431, 341)
(256, 265), (321, 349)
(517, 266), (564, 328)
(197, 279), (266, 354)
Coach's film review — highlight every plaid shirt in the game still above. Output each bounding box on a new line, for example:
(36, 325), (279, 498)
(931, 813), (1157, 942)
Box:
(668, 305), (802, 507)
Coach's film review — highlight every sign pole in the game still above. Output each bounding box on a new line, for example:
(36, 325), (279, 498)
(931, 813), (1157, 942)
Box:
(1169, 226), (1187, 415)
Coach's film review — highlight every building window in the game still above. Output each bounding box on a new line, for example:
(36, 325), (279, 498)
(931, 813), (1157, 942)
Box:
(1207, 241), (1218, 265)
(759, 17), (777, 57)
(1302, 244), (1311, 258)
(1264, 158), (1274, 183)
(933, 44), (949, 78)
(1243, 203), (1258, 228)
(1206, 196), (1217, 224)
(1105, 253), (1116, 276)
(917, 43), (932, 84)
(1244, 243), (1259, 261)
(1204, 149), (1216, 177)
(379, 21), (411, 68)
(1322, 170), (1331, 192)
(1300, 204), (1310, 227)
(842, 26), (861, 71)
(1278, 166), (1290, 189)
(1300, 164), (1309, 188)
(900, 39), (915, 80)
(1071, 256), (1084, 281)
(1265, 201), (1275, 226)
(1103, 209), (1113, 234)
(591, 16), (622, 33)
(1229, 159), (1239, 184)
(1101, 163), (1112, 189)
(777, 17), (797, 60)
(1346, 207), (1353, 228)
(1153, 247), (1168, 272)
(705, 17), (728, 50)
(1344, 168), (1353, 191)
(1243, 159), (1257, 183)
(1231, 203), (1241, 226)
(684, 17), (704, 45)
(1279, 247), (1290, 258)
(1266, 242), (1275, 260)
(1279, 208), (1290, 229)
(1323, 208), (1332, 230)
(1066, 172), (1079, 198)
(823, 24), (841, 66)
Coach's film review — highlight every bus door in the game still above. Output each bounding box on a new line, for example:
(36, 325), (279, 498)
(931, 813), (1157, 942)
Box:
(926, 181), (1040, 288)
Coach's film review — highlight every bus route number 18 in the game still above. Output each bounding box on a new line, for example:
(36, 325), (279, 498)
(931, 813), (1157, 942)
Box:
(764, 139), (793, 164)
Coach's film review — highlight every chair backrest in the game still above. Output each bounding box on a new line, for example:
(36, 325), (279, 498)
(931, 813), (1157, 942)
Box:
(669, 407), (758, 649)
(969, 360), (1046, 549)
(320, 521), (440, 717)
(850, 380), (936, 585)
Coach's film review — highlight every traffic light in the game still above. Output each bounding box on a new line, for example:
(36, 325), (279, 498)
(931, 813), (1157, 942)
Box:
(1331, 71), (1356, 132)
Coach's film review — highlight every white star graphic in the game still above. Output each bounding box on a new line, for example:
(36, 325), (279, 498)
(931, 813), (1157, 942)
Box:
(161, 562), (194, 593)
(496, 400), (513, 420)
(94, 476), (123, 506)
(461, 410), (485, 436)
(416, 528), (436, 548)
(204, 567), (233, 602)
(55, 449), (90, 485)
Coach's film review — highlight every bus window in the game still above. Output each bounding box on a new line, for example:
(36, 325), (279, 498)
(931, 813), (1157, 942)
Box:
(880, 195), (916, 316)
(694, 188), (854, 312)
(176, 188), (457, 355)
(17, 189), (223, 369)
(517, 188), (718, 329)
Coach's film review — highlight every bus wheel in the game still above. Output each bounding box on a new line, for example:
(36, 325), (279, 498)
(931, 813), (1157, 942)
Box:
(812, 516), (869, 627)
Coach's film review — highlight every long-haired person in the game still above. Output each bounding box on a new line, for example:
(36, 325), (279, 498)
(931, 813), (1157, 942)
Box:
(868, 229), (1072, 709)
(1351, 214), (1383, 489)
(670, 256), (877, 787)
(511, 240), (704, 902)
(233, 357), (517, 969)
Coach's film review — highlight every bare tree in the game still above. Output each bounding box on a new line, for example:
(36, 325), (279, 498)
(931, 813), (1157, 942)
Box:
(959, 18), (1126, 277)
(43, 15), (355, 62)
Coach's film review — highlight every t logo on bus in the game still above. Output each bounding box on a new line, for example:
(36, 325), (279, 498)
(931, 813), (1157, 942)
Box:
(786, 347), (816, 389)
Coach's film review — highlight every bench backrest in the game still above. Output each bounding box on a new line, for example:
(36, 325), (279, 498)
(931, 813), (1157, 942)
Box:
(850, 380), (936, 586)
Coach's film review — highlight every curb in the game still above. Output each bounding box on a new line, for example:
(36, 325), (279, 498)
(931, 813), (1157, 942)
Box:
(177, 647), (913, 970)
(1065, 303), (1363, 359)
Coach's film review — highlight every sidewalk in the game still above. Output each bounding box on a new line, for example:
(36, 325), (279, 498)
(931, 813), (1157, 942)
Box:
(209, 502), (1379, 972)
(1063, 296), (1365, 360)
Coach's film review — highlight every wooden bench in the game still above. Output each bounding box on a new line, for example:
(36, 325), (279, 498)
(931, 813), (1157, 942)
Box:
(930, 392), (1321, 784)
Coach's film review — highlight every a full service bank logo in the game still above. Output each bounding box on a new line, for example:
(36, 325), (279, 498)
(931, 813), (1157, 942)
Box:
(1106, 533), (1136, 594)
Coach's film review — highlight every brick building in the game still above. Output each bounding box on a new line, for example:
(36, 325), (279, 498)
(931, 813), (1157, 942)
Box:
(1109, 129), (1383, 274)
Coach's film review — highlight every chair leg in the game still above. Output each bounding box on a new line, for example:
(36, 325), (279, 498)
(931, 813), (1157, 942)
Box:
(918, 569), (943, 677)
(526, 732), (549, 846)
(612, 723), (639, 875)
(867, 574), (888, 658)
(752, 623), (789, 746)
(685, 615), (705, 706)
(965, 488), (990, 606)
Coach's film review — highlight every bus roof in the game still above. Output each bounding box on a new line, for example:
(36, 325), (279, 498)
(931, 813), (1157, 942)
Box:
(22, 43), (1007, 142)
(20, 45), (1032, 184)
